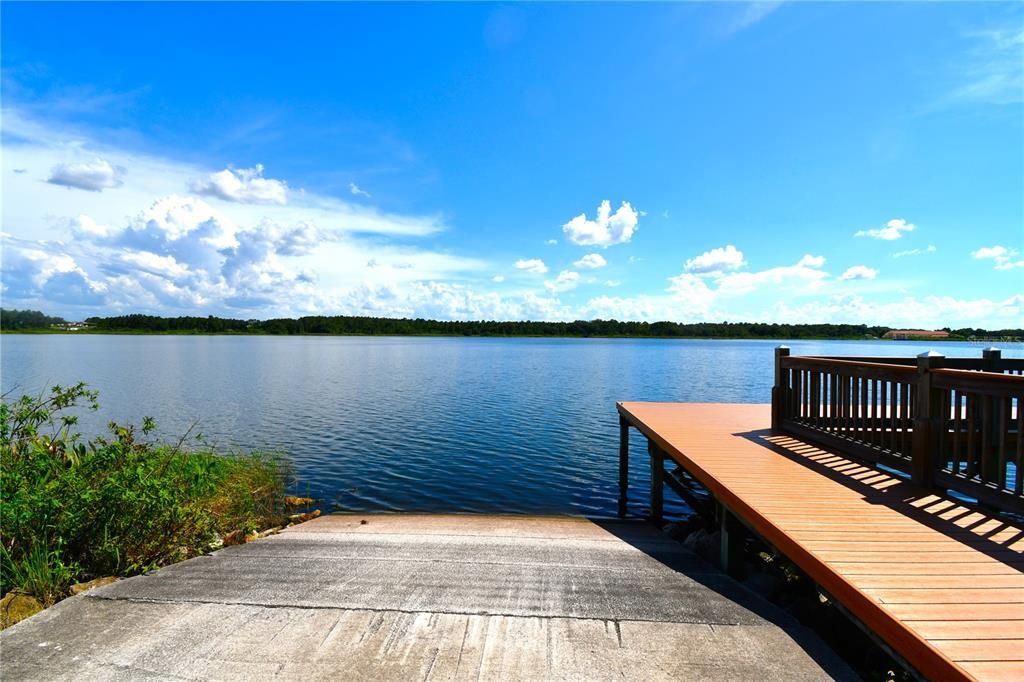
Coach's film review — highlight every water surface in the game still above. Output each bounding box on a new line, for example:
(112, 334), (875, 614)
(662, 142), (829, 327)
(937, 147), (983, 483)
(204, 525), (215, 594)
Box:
(2, 335), (1018, 518)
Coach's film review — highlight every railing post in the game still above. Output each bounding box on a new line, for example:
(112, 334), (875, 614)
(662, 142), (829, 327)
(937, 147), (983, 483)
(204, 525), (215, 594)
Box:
(618, 414), (629, 518)
(982, 347), (1001, 372)
(771, 346), (791, 432)
(911, 351), (944, 487)
(981, 347), (1002, 484)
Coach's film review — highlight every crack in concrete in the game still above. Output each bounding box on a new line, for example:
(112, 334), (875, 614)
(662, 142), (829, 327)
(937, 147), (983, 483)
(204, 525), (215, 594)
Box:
(81, 593), (764, 628)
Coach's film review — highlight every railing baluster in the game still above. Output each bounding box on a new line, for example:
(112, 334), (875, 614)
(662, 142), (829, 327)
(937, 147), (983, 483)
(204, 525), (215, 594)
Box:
(901, 383), (910, 458)
(952, 390), (961, 477)
(997, 396), (1007, 489)
(966, 394), (976, 479)
(1016, 399), (1022, 495)
(937, 388), (949, 472)
(860, 376), (868, 443)
(873, 379), (881, 448)
(889, 380), (897, 454)
(980, 395), (992, 483)
(812, 370), (821, 427)
(844, 375), (852, 438)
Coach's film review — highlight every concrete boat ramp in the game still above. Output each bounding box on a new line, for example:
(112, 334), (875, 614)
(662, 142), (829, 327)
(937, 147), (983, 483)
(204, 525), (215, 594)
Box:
(1, 514), (852, 680)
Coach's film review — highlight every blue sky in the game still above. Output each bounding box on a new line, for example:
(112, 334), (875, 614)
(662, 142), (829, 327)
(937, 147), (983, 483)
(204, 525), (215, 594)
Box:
(2, 2), (1021, 326)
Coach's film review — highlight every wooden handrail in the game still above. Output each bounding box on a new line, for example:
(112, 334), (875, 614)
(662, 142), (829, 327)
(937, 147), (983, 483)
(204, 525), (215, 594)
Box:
(932, 367), (1024, 396)
(773, 347), (1023, 514)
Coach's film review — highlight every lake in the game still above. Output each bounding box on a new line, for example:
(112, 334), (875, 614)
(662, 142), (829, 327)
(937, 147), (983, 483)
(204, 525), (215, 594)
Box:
(2, 335), (1019, 518)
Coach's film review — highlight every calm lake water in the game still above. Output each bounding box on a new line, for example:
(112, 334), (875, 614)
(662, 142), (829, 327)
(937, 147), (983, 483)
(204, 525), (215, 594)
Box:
(2, 335), (1020, 518)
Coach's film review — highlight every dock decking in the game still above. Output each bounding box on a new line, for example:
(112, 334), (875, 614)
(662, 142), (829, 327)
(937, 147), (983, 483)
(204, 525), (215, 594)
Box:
(617, 401), (1024, 682)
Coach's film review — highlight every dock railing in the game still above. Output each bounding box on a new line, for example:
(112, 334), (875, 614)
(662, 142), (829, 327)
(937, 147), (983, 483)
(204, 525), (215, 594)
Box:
(773, 346), (1024, 514)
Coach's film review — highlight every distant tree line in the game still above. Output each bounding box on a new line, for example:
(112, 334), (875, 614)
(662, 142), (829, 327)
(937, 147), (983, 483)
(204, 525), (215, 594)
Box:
(0, 309), (67, 329)
(3, 309), (1020, 340)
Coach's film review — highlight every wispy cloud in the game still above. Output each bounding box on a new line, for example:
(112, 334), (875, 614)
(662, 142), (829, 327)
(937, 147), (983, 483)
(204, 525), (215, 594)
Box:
(949, 24), (1024, 106)
(723, 2), (783, 37)
(349, 182), (371, 198)
(893, 245), (936, 258)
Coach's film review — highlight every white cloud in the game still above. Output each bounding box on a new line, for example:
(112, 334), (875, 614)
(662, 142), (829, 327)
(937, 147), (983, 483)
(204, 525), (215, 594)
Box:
(349, 182), (371, 198)
(893, 245), (936, 258)
(545, 239), (558, 246)
(605, 280), (622, 288)
(708, 254), (829, 296)
(492, 275), (505, 283)
(47, 158), (123, 191)
(562, 200), (638, 247)
(684, 245), (746, 274)
(798, 254), (826, 268)
(855, 218), (915, 240)
(574, 253), (607, 269)
(189, 164), (288, 205)
(69, 214), (114, 238)
(972, 245), (1024, 270)
(840, 265), (878, 281)
(1, 191), (486, 319)
(545, 270), (580, 293)
(514, 258), (548, 274)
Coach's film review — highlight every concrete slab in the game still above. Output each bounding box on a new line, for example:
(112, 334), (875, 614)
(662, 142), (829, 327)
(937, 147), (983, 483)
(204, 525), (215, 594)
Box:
(0, 514), (854, 680)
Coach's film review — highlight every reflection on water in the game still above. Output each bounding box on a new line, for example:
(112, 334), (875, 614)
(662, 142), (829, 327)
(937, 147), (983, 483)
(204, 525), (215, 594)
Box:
(2, 335), (1019, 518)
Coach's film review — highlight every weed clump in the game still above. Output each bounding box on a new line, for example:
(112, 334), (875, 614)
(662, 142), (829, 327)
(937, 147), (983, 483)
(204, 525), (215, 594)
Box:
(1, 383), (289, 609)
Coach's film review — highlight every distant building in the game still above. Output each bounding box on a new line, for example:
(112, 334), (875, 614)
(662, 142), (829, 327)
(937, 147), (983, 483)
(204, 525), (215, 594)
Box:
(50, 321), (93, 332)
(882, 329), (950, 340)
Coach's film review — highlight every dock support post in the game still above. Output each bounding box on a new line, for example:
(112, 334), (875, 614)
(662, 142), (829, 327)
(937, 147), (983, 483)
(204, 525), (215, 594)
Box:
(647, 441), (664, 524)
(618, 414), (629, 517)
(719, 504), (746, 579)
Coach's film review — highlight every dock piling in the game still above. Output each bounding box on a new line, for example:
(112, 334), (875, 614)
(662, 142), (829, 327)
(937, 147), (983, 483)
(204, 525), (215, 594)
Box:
(648, 440), (664, 523)
(618, 413), (629, 517)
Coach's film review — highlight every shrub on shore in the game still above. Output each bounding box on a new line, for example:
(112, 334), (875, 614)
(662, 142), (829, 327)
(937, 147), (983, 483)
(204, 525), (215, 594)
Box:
(0, 383), (289, 607)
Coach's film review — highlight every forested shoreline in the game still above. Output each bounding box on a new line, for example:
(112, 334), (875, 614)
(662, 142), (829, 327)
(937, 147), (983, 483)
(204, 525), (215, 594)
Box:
(1, 309), (1020, 341)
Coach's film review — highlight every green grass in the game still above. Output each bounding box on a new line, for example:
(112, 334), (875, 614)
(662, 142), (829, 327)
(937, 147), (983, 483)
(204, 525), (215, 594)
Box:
(0, 383), (290, 606)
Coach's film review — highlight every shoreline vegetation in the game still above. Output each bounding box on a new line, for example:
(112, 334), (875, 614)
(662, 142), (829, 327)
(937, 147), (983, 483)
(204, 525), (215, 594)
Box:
(2, 309), (1020, 341)
(0, 383), (300, 629)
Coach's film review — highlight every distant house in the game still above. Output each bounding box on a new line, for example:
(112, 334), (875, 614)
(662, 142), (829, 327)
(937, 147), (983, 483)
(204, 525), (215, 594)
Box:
(882, 329), (950, 340)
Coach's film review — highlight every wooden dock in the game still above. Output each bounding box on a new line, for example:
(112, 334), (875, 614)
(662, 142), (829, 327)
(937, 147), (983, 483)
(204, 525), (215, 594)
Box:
(617, 348), (1023, 682)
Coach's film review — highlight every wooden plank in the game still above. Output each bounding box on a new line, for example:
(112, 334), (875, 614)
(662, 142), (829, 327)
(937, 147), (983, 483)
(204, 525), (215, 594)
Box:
(864, 588), (1024, 604)
(832, 562), (1023, 576)
(959, 661), (1024, 682)
(909, 620), (1024, 640)
(856, 575), (1024, 589)
(932, 639), (1024, 662)
(882, 602), (1023, 621)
